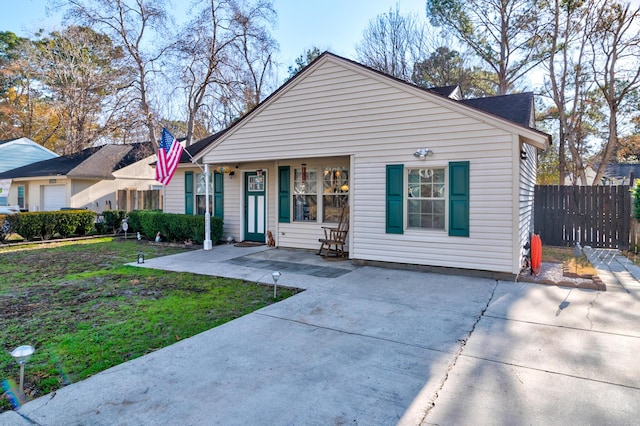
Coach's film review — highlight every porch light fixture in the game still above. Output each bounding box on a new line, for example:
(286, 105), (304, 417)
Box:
(520, 149), (528, 161)
(413, 149), (433, 160)
(137, 250), (145, 264)
(271, 271), (281, 299)
(10, 345), (35, 393)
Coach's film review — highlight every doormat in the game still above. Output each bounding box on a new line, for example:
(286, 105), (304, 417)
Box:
(234, 241), (265, 247)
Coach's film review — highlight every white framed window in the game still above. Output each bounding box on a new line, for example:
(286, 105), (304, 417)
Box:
(293, 168), (318, 221)
(248, 175), (265, 192)
(322, 167), (349, 222)
(407, 168), (446, 230)
(196, 173), (213, 215)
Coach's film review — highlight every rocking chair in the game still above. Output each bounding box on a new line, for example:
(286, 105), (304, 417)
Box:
(317, 205), (349, 258)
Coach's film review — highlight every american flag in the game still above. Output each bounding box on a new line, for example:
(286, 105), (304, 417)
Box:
(155, 128), (184, 185)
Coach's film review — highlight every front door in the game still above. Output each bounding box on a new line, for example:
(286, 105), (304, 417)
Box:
(244, 171), (266, 242)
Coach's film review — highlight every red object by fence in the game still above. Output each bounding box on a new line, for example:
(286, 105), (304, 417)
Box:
(530, 234), (542, 276)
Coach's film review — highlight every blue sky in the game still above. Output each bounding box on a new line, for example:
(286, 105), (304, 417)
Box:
(0, 0), (427, 69)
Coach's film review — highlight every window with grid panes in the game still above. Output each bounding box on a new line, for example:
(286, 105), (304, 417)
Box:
(407, 168), (445, 230)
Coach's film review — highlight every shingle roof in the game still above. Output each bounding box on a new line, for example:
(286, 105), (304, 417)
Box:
(604, 163), (640, 179)
(0, 142), (154, 179)
(179, 129), (229, 164)
(428, 85), (462, 100)
(460, 93), (534, 128)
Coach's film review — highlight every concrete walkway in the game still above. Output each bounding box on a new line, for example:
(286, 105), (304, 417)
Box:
(583, 247), (640, 296)
(2, 245), (640, 425)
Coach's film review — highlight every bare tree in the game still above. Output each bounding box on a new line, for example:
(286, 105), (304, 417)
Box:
(589, 1), (640, 184)
(230, 0), (278, 113)
(175, 0), (239, 145)
(62, 0), (172, 150)
(427, 0), (547, 95)
(175, 0), (277, 144)
(542, 0), (600, 185)
(356, 6), (430, 81)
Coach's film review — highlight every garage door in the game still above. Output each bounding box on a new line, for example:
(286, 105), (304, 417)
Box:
(43, 185), (66, 211)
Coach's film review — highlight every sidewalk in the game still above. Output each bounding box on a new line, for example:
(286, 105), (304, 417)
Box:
(583, 246), (640, 296)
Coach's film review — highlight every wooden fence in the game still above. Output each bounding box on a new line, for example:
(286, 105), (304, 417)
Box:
(534, 185), (631, 249)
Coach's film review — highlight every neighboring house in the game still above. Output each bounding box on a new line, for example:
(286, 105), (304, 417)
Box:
(564, 163), (640, 186)
(563, 164), (598, 186)
(164, 52), (551, 277)
(0, 143), (160, 212)
(603, 164), (640, 185)
(0, 137), (58, 206)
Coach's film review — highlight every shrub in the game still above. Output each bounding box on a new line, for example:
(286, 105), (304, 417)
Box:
(633, 180), (640, 221)
(14, 213), (41, 240)
(55, 212), (77, 238)
(102, 210), (126, 234)
(55, 210), (96, 237)
(129, 210), (223, 244)
(12, 211), (97, 241)
(74, 211), (96, 236)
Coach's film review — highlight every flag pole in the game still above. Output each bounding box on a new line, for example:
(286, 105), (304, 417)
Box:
(203, 163), (212, 250)
(161, 125), (211, 250)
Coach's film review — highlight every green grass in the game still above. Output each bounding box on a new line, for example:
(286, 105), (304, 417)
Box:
(0, 238), (300, 412)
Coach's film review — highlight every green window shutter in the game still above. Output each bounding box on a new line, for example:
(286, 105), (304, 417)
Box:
(213, 171), (224, 218)
(184, 171), (194, 215)
(278, 166), (290, 223)
(449, 161), (469, 237)
(386, 164), (404, 234)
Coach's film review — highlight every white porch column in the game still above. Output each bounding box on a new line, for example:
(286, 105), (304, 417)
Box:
(203, 163), (213, 250)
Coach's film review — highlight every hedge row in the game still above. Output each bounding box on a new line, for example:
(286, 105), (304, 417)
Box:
(127, 210), (223, 244)
(1, 209), (223, 245)
(1, 210), (96, 241)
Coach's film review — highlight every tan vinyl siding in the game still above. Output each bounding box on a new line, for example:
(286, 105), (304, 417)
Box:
(164, 170), (187, 214)
(518, 142), (538, 272)
(351, 136), (515, 273)
(222, 171), (241, 242)
(203, 60), (515, 164)
(183, 56), (550, 274)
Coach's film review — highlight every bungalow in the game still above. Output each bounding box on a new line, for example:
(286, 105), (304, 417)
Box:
(0, 137), (58, 206)
(164, 53), (551, 277)
(0, 142), (160, 212)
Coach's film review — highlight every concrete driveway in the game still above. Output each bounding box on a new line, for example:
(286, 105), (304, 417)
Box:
(2, 246), (640, 425)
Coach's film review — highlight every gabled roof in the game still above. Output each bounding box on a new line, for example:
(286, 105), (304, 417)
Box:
(0, 137), (60, 173)
(0, 142), (154, 180)
(189, 51), (551, 160)
(428, 85), (463, 100)
(179, 130), (229, 164)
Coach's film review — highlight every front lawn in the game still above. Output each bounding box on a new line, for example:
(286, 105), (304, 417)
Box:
(0, 238), (299, 413)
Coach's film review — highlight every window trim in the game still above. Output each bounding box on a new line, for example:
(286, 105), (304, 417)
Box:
(406, 167), (447, 231)
(292, 166), (318, 222)
(17, 185), (25, 209)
